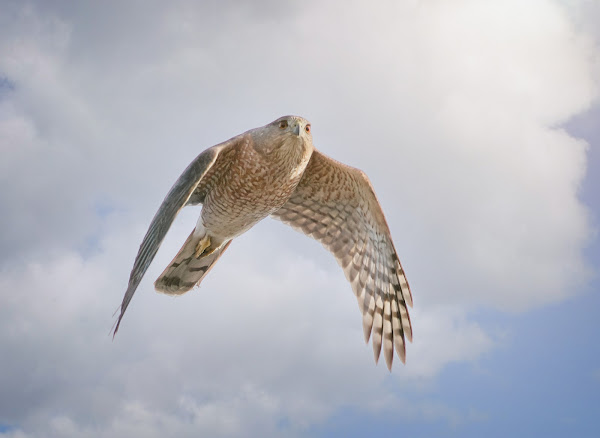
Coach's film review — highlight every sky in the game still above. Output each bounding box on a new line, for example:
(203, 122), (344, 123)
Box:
(0, 0), (599, 437)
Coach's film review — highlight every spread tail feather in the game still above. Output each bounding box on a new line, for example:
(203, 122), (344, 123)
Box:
(154, 230), (231, 295)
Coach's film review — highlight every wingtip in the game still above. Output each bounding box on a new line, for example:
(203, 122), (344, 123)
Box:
(393, 331), (407, 366)
(405, 292), (414, 309)
(384, 349), (393, 371)
(373, 351), (380, 365)
(362, 313), (373, 344)
(405, 327), (413, 344)
(111, 314), (123, 340)
(109, 305), (123, 340)
(398, 346), (406, 365)
(372, 335), (383, 365)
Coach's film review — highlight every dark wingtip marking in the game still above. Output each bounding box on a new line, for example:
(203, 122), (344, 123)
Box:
(110, 315), (120, 339)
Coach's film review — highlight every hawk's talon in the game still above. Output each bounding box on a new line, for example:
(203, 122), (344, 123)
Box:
(194, 235), (211, 258)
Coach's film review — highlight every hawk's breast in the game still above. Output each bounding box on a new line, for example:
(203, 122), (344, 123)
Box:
(201, 137), (312, 238)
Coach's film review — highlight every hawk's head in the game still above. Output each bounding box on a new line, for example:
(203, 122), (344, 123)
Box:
(272, 115), (311, 138)
(252, 115), (313, 156)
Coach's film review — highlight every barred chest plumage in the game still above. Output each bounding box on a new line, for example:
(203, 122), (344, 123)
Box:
(201, 135), (313, 239)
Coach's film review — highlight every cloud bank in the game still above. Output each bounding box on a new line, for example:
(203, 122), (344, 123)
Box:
(0, 0), (597, 436)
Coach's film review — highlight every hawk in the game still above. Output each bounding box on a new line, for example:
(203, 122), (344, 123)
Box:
(114, 115), (413, 370)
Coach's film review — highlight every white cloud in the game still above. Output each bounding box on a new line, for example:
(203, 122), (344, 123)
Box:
(0, 221), (492, 437)
(0, 0), (597, 436)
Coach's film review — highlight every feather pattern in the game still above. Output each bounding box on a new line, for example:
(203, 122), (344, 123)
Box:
(272, 150), (413, 369)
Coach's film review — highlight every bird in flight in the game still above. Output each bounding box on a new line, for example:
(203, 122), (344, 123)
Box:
(113, 115), (413, 370)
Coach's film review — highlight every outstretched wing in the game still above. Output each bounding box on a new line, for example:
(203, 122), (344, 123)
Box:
(113, 137), (242, 336)
(271, 150), (413, 370)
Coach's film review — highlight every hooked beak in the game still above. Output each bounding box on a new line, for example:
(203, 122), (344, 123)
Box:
(293, 123), (301, 136)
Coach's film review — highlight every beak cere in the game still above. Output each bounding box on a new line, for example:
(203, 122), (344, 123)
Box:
(293, 123), (301, 136)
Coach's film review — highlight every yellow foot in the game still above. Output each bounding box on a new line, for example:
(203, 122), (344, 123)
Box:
(194, 235), (211, 258)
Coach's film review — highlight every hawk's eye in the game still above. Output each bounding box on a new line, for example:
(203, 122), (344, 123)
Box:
(305, 124), (311, 133)
(279, 120), (288, 129)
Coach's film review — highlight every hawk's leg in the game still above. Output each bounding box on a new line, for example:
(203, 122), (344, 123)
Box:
(194, 235), (212, 258)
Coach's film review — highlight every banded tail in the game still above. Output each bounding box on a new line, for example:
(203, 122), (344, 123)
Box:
(154, 230), (232, 295)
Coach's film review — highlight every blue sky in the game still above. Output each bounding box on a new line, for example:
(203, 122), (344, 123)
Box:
(317, 104), (600, 438)
(0, 1), (598, 437)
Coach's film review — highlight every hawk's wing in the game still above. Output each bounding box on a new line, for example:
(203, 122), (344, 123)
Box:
(113, 137), (242, 336)
(271, 150), (413, 370)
